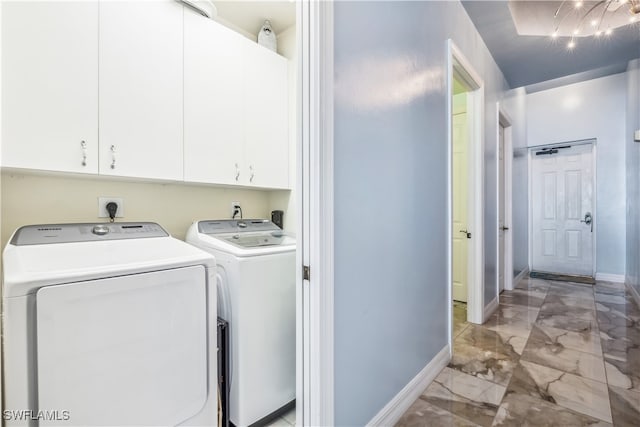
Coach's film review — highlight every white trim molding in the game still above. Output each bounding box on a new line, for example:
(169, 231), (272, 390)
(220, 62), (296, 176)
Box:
(298, 1), (334, 425)
(366, 345), (450, 427)
(595, 273), (626, 283)
(483, 297), (499, 322)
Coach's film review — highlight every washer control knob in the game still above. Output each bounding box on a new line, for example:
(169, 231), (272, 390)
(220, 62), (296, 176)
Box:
(92, 224), (110, 236)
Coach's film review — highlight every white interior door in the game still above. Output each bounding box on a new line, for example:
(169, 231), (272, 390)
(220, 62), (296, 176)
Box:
(452, 110), (469, 302)
(531, 144), (594, 276)
(498, 125), (505, 292)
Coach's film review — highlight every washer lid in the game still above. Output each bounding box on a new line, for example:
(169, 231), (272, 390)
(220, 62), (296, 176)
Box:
(219, 231), (287, 248)
(189, 220), (296, 256)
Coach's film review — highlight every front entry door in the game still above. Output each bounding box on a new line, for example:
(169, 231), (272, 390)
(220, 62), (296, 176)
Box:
(531, 144), (594, 276)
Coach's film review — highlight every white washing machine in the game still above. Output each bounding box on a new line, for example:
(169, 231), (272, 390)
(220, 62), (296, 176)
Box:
(186, 219), (295, 427)
(2, 222), (218, 427)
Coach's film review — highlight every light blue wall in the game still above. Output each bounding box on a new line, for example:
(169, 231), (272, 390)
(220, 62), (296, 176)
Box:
(503, 88), (528, 276)
(626, 59), (640, 293)
(333, 2), (511, 425)
(527, 74), (627, 275)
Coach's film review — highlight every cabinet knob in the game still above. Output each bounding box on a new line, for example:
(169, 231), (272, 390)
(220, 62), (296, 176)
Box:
(81, 140), (87, 167)
(249, 165), (255, 183)
(110, 145), (117, 169)
(235, 163), (240, 181)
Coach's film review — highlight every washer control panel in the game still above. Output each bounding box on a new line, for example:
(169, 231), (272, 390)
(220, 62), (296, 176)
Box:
(10, 222), (169, 245)
(198, 219), (279, 235)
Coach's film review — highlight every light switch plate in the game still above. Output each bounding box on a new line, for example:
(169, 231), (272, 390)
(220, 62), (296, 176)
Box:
(634, 130), (640, 142)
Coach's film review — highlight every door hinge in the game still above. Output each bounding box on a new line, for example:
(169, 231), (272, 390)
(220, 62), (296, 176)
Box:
(303, 265), (310, 281)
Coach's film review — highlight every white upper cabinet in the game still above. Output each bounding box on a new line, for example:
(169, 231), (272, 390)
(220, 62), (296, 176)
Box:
(184, 15), (290, 189)
(1, 1), (289, 189)
(243, 41), (289, 189)
(1, 1), (99, 173)
(184, 9), (244, 186)
(99, 0), (184, 180)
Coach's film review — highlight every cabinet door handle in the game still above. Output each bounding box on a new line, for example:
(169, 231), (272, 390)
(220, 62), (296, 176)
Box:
(110, 145), (117, 169)
(235, 163), (240, 181)
(249, 165), (255, 183)
(81, 140), (87, 167)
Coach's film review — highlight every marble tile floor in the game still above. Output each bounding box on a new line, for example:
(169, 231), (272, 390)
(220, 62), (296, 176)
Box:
(397, 276), (640, 427)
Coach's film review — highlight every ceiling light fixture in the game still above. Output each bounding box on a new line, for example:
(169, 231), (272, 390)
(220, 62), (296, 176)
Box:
(552, 0), (640, 49)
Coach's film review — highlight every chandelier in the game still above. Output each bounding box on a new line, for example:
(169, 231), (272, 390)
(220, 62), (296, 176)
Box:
(551, 0), (640, 49)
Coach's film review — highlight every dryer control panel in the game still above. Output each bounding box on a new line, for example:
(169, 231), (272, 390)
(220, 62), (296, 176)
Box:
(10, 222), (169, 245)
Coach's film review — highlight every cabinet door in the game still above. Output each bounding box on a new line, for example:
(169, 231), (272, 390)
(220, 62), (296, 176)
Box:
(1, 1), (99, 173)
(99, 0), (183, 180)
(243, 42), (289, 189)
(183, 10), (244, 185)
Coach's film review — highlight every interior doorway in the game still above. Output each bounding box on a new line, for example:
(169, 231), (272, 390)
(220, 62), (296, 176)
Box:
(447, 40), (485, 346)
(452, 84), (469, 304)
(497, 109), (513, 294)
(529, 141), (596, 277)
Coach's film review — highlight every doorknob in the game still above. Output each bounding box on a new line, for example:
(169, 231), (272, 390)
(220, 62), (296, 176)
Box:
(459, 229), (472, 239)
(581, 212), (593, 232)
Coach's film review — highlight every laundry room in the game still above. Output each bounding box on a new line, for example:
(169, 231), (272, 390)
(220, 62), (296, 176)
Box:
(0, 1), (298, 426)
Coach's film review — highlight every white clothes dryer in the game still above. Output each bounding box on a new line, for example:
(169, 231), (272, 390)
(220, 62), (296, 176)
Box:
(186, 219), (295, 427)
(2, 222), (217, 427)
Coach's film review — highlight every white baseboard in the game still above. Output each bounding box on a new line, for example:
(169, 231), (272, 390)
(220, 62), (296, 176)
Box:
(483, 297), (499, 322)
(513, 268), (529, 286)
(626, 282), (640, 309)
(595, 273), (626, 283)
(367, 345), (450, 427)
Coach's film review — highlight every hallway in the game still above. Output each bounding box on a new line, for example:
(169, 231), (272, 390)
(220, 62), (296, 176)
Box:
(397, 277), (640, 426)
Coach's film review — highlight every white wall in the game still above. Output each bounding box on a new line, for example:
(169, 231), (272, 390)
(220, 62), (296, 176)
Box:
(502, 87), (528, 276)
(527, 73), (627, 275)
(626, 59), (640, 294)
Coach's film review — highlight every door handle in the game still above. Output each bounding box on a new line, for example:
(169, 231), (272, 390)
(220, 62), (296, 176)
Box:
(459, 229), (472, 239)
(500, 226), (509, 231)
(580, 212), (593, 232)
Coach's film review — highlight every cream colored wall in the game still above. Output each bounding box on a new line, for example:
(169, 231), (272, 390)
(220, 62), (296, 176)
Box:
(1, 171), (273, 247)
